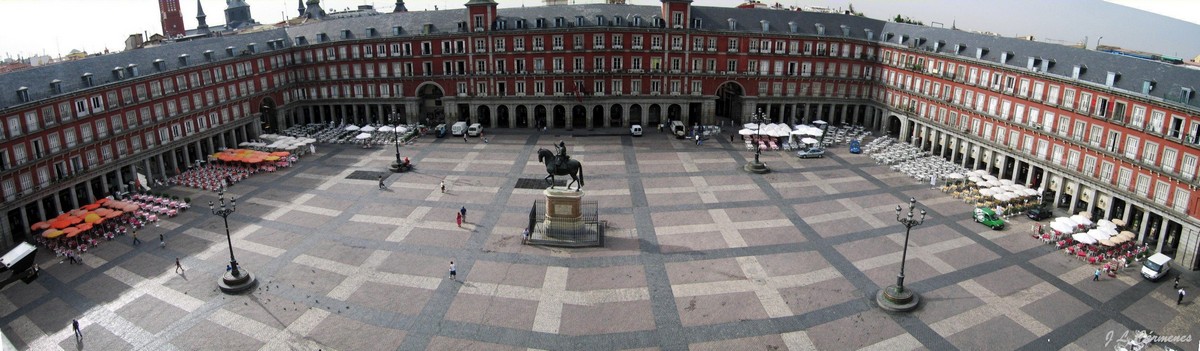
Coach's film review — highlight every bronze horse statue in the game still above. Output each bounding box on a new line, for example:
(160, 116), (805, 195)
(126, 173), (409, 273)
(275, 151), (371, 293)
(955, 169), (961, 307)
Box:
(537, 148), (584, 191)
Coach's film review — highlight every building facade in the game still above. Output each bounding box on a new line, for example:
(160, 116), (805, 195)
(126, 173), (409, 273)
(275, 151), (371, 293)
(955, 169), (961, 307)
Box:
(1, 1), (1199, 269)
(159, 0), (187, 38)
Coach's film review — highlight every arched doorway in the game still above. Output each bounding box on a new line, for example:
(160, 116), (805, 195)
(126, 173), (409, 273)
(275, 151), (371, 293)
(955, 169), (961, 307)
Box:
(517, 105), (529, 128)
(258, 97), (277, 134)
(715, 82), (744, 123)
(592, 106), (604, 128)
(688, 103), (702, 126)
(648, 104), (662, 127)
(610, 104), (623, 127)
(476, 105), (492, 127)
(497, 106), (510, 128)
(552, 105), (566, 128)
(667, 104), (682, 123)
(417, 83), (445, 125)
(535, 105), (548, 129)
(630, 104), (643, 126)
(572, 105), (586, 129)
(886, 115), (902, 138)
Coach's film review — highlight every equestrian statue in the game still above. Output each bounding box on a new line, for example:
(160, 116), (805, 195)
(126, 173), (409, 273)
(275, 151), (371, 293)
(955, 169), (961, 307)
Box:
(537, 140), (584, 191)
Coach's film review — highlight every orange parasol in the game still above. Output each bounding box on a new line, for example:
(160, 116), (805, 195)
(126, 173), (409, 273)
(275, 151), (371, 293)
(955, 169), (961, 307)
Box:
(68, 209), (86, 217)
(95, 198), (109, 204)
(69, 216), (83, 225)
(31, 221), (51, 230)
(76, 223), (94, 231)
(51, 218), (74, 229)
(126, 204), (140, 211)
(270, 151), (290, 157)
(264, 155), (280, 161)
(84, 213), (102, 223)
(244, 158), (263, 164)
(62, 227), (82, 238)
(42, 229), (64, 239)
(102, 211), (121, 218)
(82, 203), (101, 210)
(110, 210), (125, 217)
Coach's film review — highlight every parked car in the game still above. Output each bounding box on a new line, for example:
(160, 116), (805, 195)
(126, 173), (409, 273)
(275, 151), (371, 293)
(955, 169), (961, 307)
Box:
(849, 140), (862, 154)
(795, 147), (826, 159)
(1026, 207), (1052, 221)
(630, 124), (643, 136)
(973, 207), (1005, 230)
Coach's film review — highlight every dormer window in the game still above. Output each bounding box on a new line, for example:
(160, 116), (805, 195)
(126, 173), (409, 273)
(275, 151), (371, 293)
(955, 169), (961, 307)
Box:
(1142, 80), (1155, 94)
(178, 54), (189, 66)
(535, 18), (545, 28)
(516, 19), (526, 29)
(81, 73), (94, 87)
(392, 26), (403, 36)
(16, 87), (29, 103)
(50, 80), (62, 95)
(112, 67), (125, 81)
(787, 21), (797, 33)
(421, 24), (433, 34)
(692, 18), (702, 29)
(653, 16), (663, 28)
(898, 34), (908, 44)
(864, 29), (874, 40)
(633, 16), (642, 27)
(204, 50), (215, 62)
(934, 40), (945, 52)
(813, 23), (823, 35)
(555, 17), (565, 28)
(456, 21), (467, 32)
(342, 29), (352, 39)
(1072, 64), (1086, 79)
(226, 46), (235, 57)
(496, 19), (507, 30)
(318, 33), (329, 42)
(247, 43), (256, 53)
(761, 20), (770, 32)
(975, 47), (987, 59)
(840, 25), (850, 36)
(153, 59), (166, 71)
(1105, 72), (1119, 87)
(294, 36), (308, 45)
(613, 16), (622, 26)
(126, 64), (139, 77)
(576, 16), (584, 27)
(1000, 51), (1013, 63)
(596, 16), (605, 26)
(366, 28), (377, 37)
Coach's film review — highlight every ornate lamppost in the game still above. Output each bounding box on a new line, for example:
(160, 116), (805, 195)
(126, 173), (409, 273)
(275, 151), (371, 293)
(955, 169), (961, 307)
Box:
(743, 108), (771, 174)
(209, 191), (257, 293)
(877, 197), (925, 312)
(389, 112), (409, 172)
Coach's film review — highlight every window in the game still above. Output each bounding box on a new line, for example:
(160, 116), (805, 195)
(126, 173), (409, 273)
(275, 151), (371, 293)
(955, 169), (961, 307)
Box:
(1047, 85), (1060, 105)
(1182, 154), (1197, 180)
(1134, 175), (1150, 196)
(1173, 189), (1189, 213)
(1162, 148), (1177, 173)
(1082, 155), (1097, 176)
(1142, 142), (1158, 166)
(1148, 110), (1165, 134)
(1099, 162), (1115, 183)
(1168, 115), (1184, 138)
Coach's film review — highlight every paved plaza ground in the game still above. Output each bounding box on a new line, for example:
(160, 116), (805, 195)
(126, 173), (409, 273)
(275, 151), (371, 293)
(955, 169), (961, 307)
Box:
(1, 128), (1198, 350)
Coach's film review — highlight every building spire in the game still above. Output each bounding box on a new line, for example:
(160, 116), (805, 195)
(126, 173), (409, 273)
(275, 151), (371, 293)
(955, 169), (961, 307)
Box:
(197, 0), (210, 32)
(394, 0), (408, 12)
(298, 0), (305, 16)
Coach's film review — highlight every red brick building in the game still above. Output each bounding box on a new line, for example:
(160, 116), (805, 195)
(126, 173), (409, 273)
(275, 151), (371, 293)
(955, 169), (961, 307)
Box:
(1, 0), (1198, 269)
(159, 0), (187, 38)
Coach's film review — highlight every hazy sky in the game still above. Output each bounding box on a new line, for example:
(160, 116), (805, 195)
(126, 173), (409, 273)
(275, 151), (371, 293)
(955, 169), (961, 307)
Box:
(1, 0), (1198, 60)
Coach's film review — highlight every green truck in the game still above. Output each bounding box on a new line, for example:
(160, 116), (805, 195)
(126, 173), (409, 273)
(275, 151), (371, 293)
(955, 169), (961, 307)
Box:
(973, 207), (1005, 230)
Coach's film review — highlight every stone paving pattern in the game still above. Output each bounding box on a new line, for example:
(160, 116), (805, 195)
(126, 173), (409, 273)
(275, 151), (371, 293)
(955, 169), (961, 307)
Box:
(2, 128), (1199, 350)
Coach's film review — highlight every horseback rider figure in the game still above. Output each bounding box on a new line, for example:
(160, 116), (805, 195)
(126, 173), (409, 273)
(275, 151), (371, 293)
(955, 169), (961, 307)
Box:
(555, 140), (570, 173)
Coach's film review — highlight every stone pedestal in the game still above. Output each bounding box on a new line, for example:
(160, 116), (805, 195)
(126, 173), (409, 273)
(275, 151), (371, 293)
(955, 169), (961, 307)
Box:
(876, 285), (920, 312)
(744, 161), (770, 174)
(217, 269), (257, 294)
(543, 189), (584, 238)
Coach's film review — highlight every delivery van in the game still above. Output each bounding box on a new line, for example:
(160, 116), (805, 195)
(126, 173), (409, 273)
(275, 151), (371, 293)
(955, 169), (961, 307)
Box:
(451, 121), (468, 136)
(1141, 253), (1172, 280)
(973, 207), (1005, 230)
(467, 123), (483, 137)
(668, 120), (686, 139)
(630, 124), (643, 136)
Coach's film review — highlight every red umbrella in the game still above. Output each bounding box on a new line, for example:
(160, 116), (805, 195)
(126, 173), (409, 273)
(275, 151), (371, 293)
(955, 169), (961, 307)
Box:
(51, 218), (74, 229)
(82, 203), (101, 210)
(95, 198), (109, 204)
(30, 221), (51, 230)
(62, 227), (81, 238)
(76, 223), (94, 231)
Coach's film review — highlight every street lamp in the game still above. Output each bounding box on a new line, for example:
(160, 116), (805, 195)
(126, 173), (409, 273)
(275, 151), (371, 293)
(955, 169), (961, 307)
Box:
(743, 108), (771, 173)
(209, 191), (257, 293)
(877, 197), (926, 312)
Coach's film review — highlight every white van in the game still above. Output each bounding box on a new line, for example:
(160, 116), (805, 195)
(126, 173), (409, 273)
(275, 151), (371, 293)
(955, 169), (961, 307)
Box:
(668, 120), (686, 139)
(467, 123), (483, 137)
(451, 121), (468, 136)
(1141, 253), (1172, 280)
(630, 124), (643, 136)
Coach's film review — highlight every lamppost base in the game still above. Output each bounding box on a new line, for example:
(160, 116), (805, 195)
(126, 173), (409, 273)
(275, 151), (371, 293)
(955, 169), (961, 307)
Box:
(389, 161), (411, 173)
(217, 269), (258, 294)
(743, 161), (771, 174)
(876, 285), (920, 312)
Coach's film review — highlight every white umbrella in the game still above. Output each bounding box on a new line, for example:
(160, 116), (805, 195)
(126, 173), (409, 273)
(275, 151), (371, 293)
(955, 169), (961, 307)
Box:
(800, 137), (818, 144)
(812, 120), (828, 125)
(1070, 215), (1093, 226)
(355, 132), (372, 140)
(1087, 229), (1110, 241)
(971, 170), (989, 176)
(360, 125), (377, 132)
(1051, 222), (1074, 233)
(345, 125), (360, 131)
(982, 174), (998, 181)
(743, 123), (760, 130)
(739, 129), (757, 135)
(943, 173), (964, 179)
(378, 126), (395, 132)
(999, 179), (1016, 186)
(1097, 219), (1116, 230)
(1072, 233), (1096, 244)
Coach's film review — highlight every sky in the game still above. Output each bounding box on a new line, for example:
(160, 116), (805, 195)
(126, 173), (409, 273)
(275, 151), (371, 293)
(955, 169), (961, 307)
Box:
(1, 0), (1199, 60)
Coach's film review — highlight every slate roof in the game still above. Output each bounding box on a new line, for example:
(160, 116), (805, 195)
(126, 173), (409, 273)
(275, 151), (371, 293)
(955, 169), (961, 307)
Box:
(1, 3), (1197, 113)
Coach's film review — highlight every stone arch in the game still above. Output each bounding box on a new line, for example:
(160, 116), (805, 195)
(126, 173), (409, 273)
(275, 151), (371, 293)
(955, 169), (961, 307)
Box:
(630, 104), (643, 126)
(416, 82), (445, 124)
(592, 106), (605, 128)
(516, 105), (530, 128)
(535, 105), (548, 129)
(715, 81), (745, 122)
(610, 104), (624, 127)
(497, 105), (511, 128)
(648, 104), (662, 127)
(571, 105), (587, 129)
(552, 105), (567, 129)
(258, 97), (277, 134)
(887, 115), (903, 138)
(667, 104), (682, 122)
(476, 105), (492, 127)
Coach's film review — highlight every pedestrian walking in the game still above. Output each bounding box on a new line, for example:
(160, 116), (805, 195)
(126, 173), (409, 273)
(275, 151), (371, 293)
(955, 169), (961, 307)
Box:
(1179, 288), (1187, 305)
(464, 134), (469, 143)
(132, 231), (141, 245)
(72, 319), (82, 340)
(456, 212), (462, 228)
(160, 233), (165, 248)
(730, 133), (734, 142)
(1174, 275), (1180, 289)
(66, 252), (76, 265)
(449, 261), (457, 280)
(523, 228), (531, 243)
(440, 180), (446, 193)
(378, 175), (386, 189)
(460, 206), (467, 223)
(175, 258), (184, 274)
(1093, 268), (1101, 281)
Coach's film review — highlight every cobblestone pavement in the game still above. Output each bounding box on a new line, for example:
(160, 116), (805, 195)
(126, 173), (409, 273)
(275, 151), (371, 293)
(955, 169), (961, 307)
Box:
(2, 129), (1198, 350)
